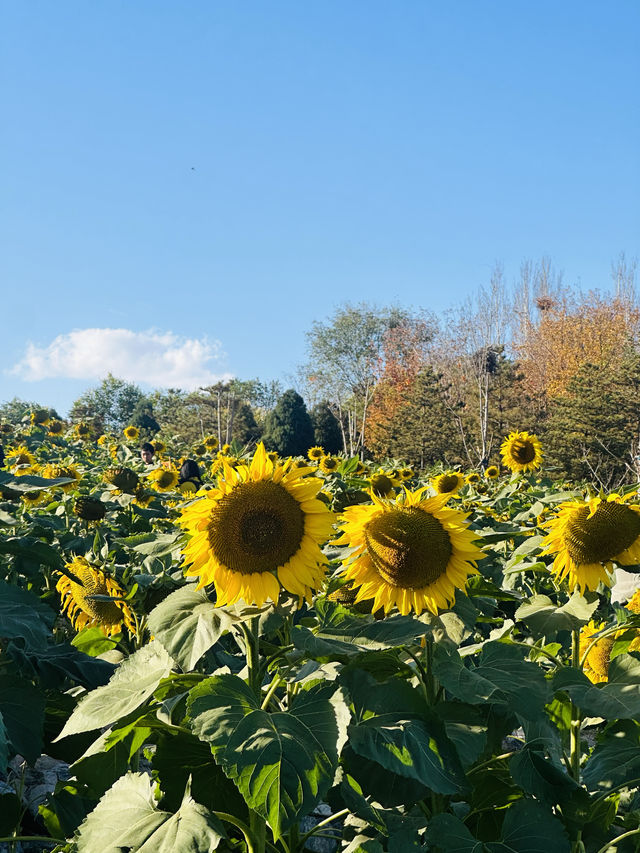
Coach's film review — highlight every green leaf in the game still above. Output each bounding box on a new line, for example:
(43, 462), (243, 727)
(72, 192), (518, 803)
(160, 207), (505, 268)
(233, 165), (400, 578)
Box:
(554, 655), (640, 719)
(8, 642), (115, 690)
(485, 799), (570, 852)
(72, 729), (135, 796)
(435, 703), (487, 768)
(188, 674), (348, 838)
(71, 626), (119, 657)
(76, 773), (225, 852)
(147, 586), (232, 671)
(433, 642), (550, 720)
(56, 641), (173, 739)
(337, 771), (387, 833)
(0, 675), (45, 763)
(129, 532), (184, 557)
(425, 814), (485, 852)
(39, 783), (97, 839)
(582, 719), (640, 791)
(0, 792), (22, 835)
(510, 744), (579, 804)
(515, 592), (598, 635)
(344, 669), (466, 795)
(0, 578), (55, 648)
(0, 535), (64, 569)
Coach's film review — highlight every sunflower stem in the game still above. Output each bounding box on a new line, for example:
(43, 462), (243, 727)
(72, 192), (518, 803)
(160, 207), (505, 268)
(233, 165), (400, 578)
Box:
(569, 627), (582, 782)
(594, 827), (640, 853)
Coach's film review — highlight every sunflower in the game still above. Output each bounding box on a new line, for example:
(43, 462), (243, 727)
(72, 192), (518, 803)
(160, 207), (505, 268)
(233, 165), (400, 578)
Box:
(47, 420), (64, 436)
(500, 430), (543, 474)
(320, 456), (340, 475)
(56, 557), (135, 637)
(267, 451), (279, 464)
(74, 497), (107, 521)
(308, 446), (324, 462)
(21, 489), (49, 508)
(627, 588), (640, 614)
(335, 489), (483, 616)
(73, 423), (91, 440)
(399, 467), (414, 482)
(541, 494), (640, 594)
(579, 620), (614, 684)
(220, 444), (231, 455)
(6, 445), (36, 469)
(104, 466), (139, 493)
(431, 472), (464, 496)
(97, 434), (108, 447)
(354, 460), (367, 476)
(178, 443), (334, 606)
(203, 435), (219, 451)
(485, 465), (500, 479)
(133, 487), (155, 508)
(123, 425), (139, 441)
(193, 443), (206, 456)
(465, 472), (481, 485)
(30, 409), (50, 426)
(368, 472), (395, 498)
(148, 466), (179, 492)
(152, 439), (166, 454)
(41, 464), (81, 493)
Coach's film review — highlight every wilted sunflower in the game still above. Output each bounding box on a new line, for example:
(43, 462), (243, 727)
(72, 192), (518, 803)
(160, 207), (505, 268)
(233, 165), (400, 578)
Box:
(579, 620), (614, 684)
(485, 465), (500, 479)
(6, 445), (36, 469)
(30, 409), (50, 426)
(203, 435), (219, 451)
(104, 466), (139, 493)
(123, 425), (139, 441)
(41, 464), (80, 493)
(308, 446), (324, 462)
(57, 556), (135, 637)
(368, 472), (395, 498)
(432, 472), (464, 496)
(320, 456), (340, 475)
(500, 430), (543, 473)
(541, 494), (640, 594)
(335, 489), (483, 616)
(47, 420), (64, 436)
(148, 466), (179, 492)
(73, 423), (91, 440)
(74, 497), (107, 521)
(178, 443), (334, 606)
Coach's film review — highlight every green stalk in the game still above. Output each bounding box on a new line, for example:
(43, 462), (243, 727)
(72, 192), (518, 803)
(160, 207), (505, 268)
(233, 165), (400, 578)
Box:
(242, 614), (267, 853)
(594, 827), (640, 853)
(569, 627), (582, 782)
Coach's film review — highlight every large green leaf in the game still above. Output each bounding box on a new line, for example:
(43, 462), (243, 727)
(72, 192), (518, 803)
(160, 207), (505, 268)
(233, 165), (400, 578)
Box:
(344, 670), (466, 795)
(433, 642), (550, 720)
(509, 744), (579, 804)
(0, 675), (45, 763)
(0, 579), (54, 648)
(425, 814), (485, 852)
(8, 641), (115, 689)
(188, 674), (348, 839)
(76, 773), (225, 852)
(582, 719), (640, 791)
(515, 592), (598, 635)
(554, 654), (640, 719)
(485, 800), (570, 852)
(57, 641), (173, 739)
(435, 703), (487, 768)
(147, 586), (232, 671)
(0, 535), (65, 569)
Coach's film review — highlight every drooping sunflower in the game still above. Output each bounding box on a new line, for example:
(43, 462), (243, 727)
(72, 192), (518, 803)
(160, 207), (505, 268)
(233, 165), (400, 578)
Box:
(431, 472), (465, 496)
(41, 464), (81, 493)
(354, 460), (367, 476)
(193, 444), (207, 457)
(104, 466), (139, 493)
(178, 443), (334, 606)
(320, 455), (340, 475)
(57, 556), (135, 637)
(152, 439), (166, 454)
(485, 465), (500, 479)
(74, 497), (107, 521)
(579, 620), (614, 684)
(500, 430), (543, 474)
(123, 425), (139, 441)
(541, 494), (640, 594)
(73, 423), (92, 440)
(203, 435), (219, 452)
(148, 466), (179, 492)
(47, 420), (64, 436)
(308, 446), (324, 462)
(368, 472), (396, 498)
(335, 489), (483, 616)
(30, 409), (50, 427)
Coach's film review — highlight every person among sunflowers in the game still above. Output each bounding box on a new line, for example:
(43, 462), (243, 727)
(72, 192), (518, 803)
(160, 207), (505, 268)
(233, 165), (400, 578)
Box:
(178, 458), (203, 492)
(139, 442), (155, 465)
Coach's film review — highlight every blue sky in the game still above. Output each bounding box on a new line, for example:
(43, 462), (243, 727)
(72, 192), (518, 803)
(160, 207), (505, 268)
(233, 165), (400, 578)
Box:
(2, 1), (639, 414)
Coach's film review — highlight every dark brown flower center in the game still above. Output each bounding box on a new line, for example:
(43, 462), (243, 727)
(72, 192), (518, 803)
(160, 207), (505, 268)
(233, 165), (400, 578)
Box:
(566, 502), (640, 565)
(510, 439), (536, 464)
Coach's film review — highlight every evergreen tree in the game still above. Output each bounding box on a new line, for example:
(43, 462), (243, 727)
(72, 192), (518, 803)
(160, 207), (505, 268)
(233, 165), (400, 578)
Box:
(262, 390), (314, 457)
(232, 402), (262, 447)
(310, 401), (343, 454)
(130, 399), (161, 437)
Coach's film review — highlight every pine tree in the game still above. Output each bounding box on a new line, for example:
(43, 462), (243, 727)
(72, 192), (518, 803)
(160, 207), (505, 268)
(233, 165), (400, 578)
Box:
(232, 402), (262, 447)
(310, 401), (343, 454)
(262, 390), (315, 457)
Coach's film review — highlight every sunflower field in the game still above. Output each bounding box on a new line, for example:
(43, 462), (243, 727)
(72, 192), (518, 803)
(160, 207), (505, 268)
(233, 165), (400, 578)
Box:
(2, 418), (640, 853)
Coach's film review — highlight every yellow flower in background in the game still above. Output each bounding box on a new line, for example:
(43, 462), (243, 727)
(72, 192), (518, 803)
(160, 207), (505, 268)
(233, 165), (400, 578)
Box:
(308, 446), (324, 462)
(203, 435), (219, 451)
(152, 438), (166, 454)
(541, 494), (640, 594)
(465, 472), (481, 485)
(432, 472), (465, 496)
(500, 430), (543, 474)
(399, 467), (414, 481)
(193, 443), (207, 456)
(148, 466), (179, 492)
(21, 489), (49, 508)
(57, 557), (135, 637)
(73, 423), (92, 440)
(335, 489), (483, 616)
(123, 425), (139, 441)
(7, 445), (36, 469)
(178, 443), (334, 607)
(485, 465), (500, 479)
(579, 620), (614, 683)
(41, 464), (81, 492)
(267, 451), (279, 464)
(97, 434), (108, 446)
(47, 420), (64, 436)
(319, 455), (340, 474)
(220, 444), (231, 455)
(354, 460), (367, 476)
(30, 409), (50, 426)
(368, 472), (395, 498)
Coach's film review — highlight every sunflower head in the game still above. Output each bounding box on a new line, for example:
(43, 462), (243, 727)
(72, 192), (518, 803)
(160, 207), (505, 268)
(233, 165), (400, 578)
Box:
(7, 445), (36, 469)
(432, 472), (464, 495)
(123, 425), (140, 441)
(74, 497), (107, 521)
(465, 472), (481, 485)
(56, 557), (135, 637)
(203, 435), (219, 451)
(41, 464), (80, 492)
(104, 466), (139, 493)
(368, 472), (395, 498)
(308, 446), (324, 462)
(500, 430), (543, 473)
(541, 494), (640, 593)
(22, 489), (49, 507)
(220, 444), (231, 455)
(30, 409), (50, 426)
(320, 456), (340, 475)
(47, 420), (64, 435)
(354, 460), (367, 476)
(194, 444), (207, 456)
(74, 423), (91, 440)
(335, 489), (483, 616)
(485, 465), (500, 479)
(97, 434), (108, 447)
(178, 442), (334, 607)
(579, 620), (614, 683)
(152, 439), (166, 454)
(148, 466), (179, 492)
(627, 588), (640, 614)
(134, 486), (155, 508)
(399, 467), (414, 482)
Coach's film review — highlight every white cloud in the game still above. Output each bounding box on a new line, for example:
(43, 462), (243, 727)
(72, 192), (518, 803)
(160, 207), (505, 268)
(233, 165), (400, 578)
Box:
(10, 328), (232, 389)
